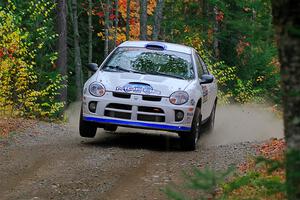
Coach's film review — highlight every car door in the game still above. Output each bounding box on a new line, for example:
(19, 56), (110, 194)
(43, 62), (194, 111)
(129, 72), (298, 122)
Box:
(196, 54), (216, 120)
(194, 53), (210, 120)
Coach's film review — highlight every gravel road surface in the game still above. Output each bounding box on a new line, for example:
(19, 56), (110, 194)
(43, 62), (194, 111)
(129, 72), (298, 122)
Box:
(0, 105), (283, 200)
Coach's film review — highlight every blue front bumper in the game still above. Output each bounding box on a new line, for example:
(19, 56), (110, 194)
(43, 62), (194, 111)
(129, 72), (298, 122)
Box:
(83, 116), (191, 132)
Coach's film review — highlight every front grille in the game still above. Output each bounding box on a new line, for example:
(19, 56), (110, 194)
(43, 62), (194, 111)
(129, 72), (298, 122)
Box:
(104, 104), (166, 123)
(138, 106), (164, 113)
(137, 114), (165, 122)
(137, 106), (165, 123)
(104, 110), (131, 119)
(104, 103), (132, 120)
(107, 103), (132, 110)
(142, 95), (162, 102)
(113, 92), (131, 99)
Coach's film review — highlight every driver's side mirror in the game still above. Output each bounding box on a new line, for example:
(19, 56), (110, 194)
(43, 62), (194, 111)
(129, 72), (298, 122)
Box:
(86, 63), (99, 72)
(200, 74), (214, 84)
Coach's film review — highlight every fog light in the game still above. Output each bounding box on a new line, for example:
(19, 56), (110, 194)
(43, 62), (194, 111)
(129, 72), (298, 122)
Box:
(89, 101), (97, 113)
(175, 110), (184, 122)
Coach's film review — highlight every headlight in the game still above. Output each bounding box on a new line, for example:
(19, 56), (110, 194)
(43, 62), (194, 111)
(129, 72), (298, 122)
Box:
(169, 91), (189, 105)
(89, 82), (106, 97)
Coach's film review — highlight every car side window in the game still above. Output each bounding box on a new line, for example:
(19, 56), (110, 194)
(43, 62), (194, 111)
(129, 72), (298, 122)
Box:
(196, 54), (209, 74)
(194, 53), (204, 77)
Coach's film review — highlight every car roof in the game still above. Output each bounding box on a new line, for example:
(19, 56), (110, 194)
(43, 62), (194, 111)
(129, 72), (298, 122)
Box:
(118, 41), (194, 54)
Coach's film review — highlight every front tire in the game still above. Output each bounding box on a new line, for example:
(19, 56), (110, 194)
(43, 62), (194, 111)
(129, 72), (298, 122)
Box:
(79, 110), (97, 138)
(180, 107), (202, 151)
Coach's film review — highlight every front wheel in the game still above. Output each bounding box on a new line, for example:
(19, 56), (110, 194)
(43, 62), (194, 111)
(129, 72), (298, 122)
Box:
(79, 110), (97, 138)
(180, 107), (202, 151)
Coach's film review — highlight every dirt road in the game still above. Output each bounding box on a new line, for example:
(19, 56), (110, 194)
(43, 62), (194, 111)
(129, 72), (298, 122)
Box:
(0, 105), (283, 200)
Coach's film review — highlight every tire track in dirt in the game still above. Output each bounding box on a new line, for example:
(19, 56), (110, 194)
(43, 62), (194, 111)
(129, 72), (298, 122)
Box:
(0, 151), (48, 195)
(102, 151), (160, 200)
(0, 143), (86, 199)
(0, 104), (284, 200)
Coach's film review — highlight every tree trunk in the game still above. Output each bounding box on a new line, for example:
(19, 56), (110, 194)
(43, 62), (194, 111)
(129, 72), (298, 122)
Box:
(202, 0), (208, 32)
(56, 0), (68, 108)
(152, 0), (164, 40)
(88, 0), (93, 77)
(126, 0), (131, 40)
(271, 0), (300, 199)
(213, 6), (220, 59)
(113, 0), (119, 48)
(104, 0), (110, 57)
(140, 0), (147, 40)
(71, 0), (83, 101)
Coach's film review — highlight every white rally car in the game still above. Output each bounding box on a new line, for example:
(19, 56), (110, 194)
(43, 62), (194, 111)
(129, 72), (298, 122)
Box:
(80, 41), (217, 150)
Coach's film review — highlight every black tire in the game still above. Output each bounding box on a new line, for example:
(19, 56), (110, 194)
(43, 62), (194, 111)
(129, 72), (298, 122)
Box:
(206, 100), (217, 133)
(104, 125), (118, 132)
(180, 107), (202, 151)
(79, 110), (97, 138)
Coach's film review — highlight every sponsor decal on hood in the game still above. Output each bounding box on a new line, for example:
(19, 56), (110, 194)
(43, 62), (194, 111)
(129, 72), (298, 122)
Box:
(116, 83), (161, 95)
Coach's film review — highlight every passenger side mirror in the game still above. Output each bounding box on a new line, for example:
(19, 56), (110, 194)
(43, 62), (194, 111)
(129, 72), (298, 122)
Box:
(200, 74), (214, 84)
(86, 63), (99, 72)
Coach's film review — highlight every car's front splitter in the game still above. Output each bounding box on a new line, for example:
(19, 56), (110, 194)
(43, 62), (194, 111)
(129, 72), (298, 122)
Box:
(83, 116), (191, 132)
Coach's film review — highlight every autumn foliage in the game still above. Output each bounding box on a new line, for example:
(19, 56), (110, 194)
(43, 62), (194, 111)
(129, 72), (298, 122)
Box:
(225, 139), (286, 200)
(95, 0), (157, 44)
(0, 117), (32, 139)
(0, 1), (64, 118)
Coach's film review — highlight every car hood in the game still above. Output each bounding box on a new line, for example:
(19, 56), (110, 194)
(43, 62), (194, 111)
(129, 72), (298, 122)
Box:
(96, 71), (192, 97)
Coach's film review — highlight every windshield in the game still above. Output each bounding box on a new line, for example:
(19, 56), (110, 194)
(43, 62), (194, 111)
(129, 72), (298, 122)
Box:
(102, 47), (194, 79)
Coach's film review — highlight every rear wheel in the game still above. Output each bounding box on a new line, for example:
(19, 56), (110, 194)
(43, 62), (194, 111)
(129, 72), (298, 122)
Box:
(79, 109), (97, 138)
(180, 107), (202, 151)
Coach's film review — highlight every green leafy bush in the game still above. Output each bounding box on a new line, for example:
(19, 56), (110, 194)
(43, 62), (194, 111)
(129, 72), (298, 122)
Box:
(184, 35), (237, 104)
(0, 1), (64, 118)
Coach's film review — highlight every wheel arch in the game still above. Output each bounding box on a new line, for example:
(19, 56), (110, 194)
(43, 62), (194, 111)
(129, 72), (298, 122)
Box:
(214, 96), (218, 104)
(196, 98), (202, 109)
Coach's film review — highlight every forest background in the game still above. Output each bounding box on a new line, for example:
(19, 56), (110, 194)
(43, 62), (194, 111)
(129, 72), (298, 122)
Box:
(0, 0), (281, 119)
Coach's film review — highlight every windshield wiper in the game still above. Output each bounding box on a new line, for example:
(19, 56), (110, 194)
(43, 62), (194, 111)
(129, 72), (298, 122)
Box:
(103, 65), (130, 72)
(103, 65), (146, 74)
(147, 71), (185, 80)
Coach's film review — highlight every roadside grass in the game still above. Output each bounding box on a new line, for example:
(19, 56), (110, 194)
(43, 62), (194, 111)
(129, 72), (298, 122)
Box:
(164, 138), (286, 200)
(224, 138), (286, 200)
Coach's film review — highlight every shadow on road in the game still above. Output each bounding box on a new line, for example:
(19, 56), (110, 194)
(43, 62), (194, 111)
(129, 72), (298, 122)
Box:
(80, 129), (187, 152)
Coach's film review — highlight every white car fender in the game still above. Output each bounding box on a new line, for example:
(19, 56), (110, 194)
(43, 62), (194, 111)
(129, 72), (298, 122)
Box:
(184, 80), (205, 119)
